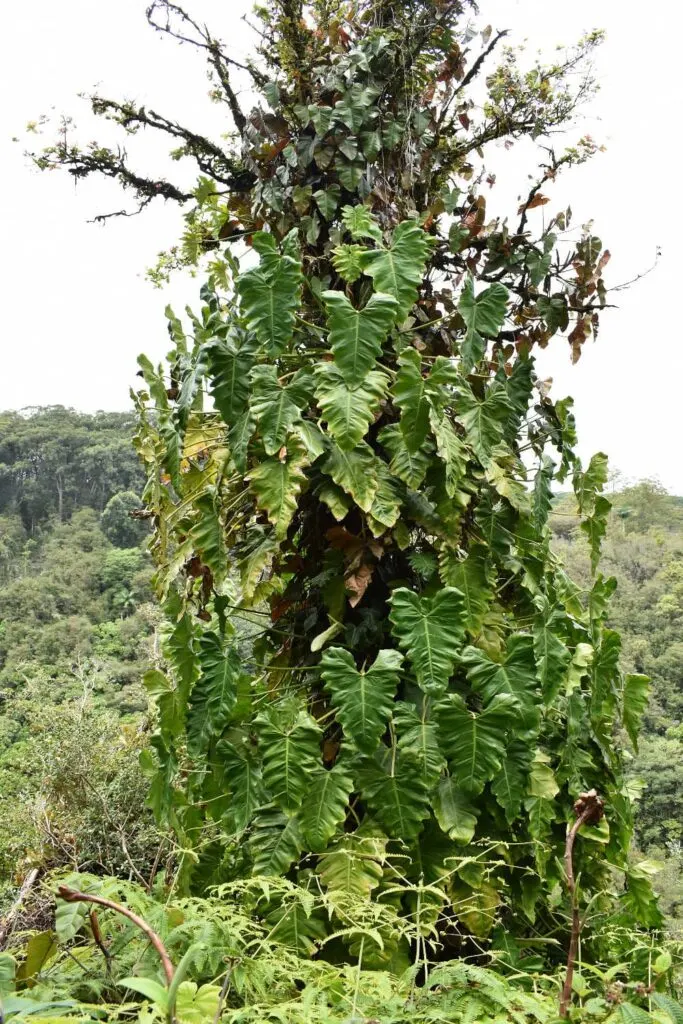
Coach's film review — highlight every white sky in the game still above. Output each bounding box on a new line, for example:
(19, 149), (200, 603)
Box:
(0, 1), (681, 490)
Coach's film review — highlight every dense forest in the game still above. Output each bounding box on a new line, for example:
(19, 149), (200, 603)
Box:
(0, 409), (158, 904)
(1, 410), (681, 927)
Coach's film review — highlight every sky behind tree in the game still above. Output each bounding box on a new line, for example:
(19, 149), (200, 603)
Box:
(0, 1), (680, 489)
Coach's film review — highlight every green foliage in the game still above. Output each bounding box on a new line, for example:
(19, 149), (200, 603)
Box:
(16, 0), (673, 1017)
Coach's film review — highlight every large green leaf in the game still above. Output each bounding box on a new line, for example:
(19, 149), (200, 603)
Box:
(392, 348), (431, 452)
(432, 778), (479, 844)
(175, 345), (209, 436)
(438, 544), (492, 636)
(320, 647), (402, 753)
(321, 441), (379, 513)
(359, 219), (433, 320)
(490, 739), (533, 822)
(461, 634), (541, 738)
(355, 750), (430, 840)
(186, 633), (240, 754)
(249, 807), (304, 876)
(237, 230), (303, 356)
(314, 363), (388, 449)
(377, 422), (431, 489)
(393, 701), (445, 785)
(573, 451), (609, 514)
(459, 277), (508, 371)
(454, 382), (512, 466)
(188, 493), (226, 576)
(533, 606), (571, 704)
(430, 411), (468, 498)
(622, 673), (650, 751)
(207, 331), (257, 428)
(250, 365), (313, 455)
(436, 693), (518, 796)
(246, 442), (309, 538)
(341, 203), (383, 244)
(301, 765), (353, 852)
(317, 830), (386, 897)
(389, 587), (466, 695)
(322, 290), (398, 385)
(532, 455), (555, 532)
(217, 740), (264, 832)
(256, 709), (322, 813)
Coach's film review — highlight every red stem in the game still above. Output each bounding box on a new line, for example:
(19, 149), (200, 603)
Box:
(559, 807), (594, 1018)
(57, 885), (174, 985)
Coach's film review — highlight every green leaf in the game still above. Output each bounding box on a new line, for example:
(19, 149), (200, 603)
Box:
(532, 455), (555, 531)
(189, 492), (226, 575)
(438, 544), (493, 636)
(455, 382), (512, 466)
(573, 451), (609, 514)
(249, 808), (303, 875)
(461, 634), (541, 738)
(392, 349), (431, 453)
(437, 693), (518, 796)
(320, 647), (402, 753)
(237, 230), (303, 356)
(459, 277), (508, 371)
(581, 494), (611, 574)
(187, 633), (240, 755)
(313, 185), (341, 220)
(246, 442), (309, 538)
(55, 898), (89, 944)
(119, 976), (169, 1008)
(341, 204), (383, 244)
(389, 587), (466, 696)
(175, 345), (209, 436)
(491, 740), (533, 822)
(622, 673), (650, 751)
(432, 778), (479, 844)
(207, 332), (257, 427)
(321, 442), (379, 513)
(250, 365), (313, 455)
(652, 994), (683, 1024)
(217, 740), (264, 832)
(621, 865), (663, 927)
(355, 751), (430, 840)
(430, 412), (469, 497)
(359, 219), (433, 320)
(256, 709), (322, 813)
(533, 609), (571, 704)
(331, 244), (366, 284)
(378, 422), (431, 489)
(314, 363), (389, 449)
(393, 701), (445, 785)
(301, 766), (353, 851)
(317, 830), (386, 897)
(322, 290), (398, 385)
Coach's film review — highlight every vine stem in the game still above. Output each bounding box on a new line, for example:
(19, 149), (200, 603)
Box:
(57, 885), (175, 985)
(559, 790), (604, 1018)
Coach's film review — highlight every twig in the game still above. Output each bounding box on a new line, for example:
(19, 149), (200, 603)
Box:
(56, 885), (175, 985)
(213, 959), (237, 1024)
(89, 909), (113, 975)
(0, 868), (40, 948)
(559, 790), (605, 1018)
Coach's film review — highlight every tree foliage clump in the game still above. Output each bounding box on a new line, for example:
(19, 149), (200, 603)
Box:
(21, 0), (661, 993)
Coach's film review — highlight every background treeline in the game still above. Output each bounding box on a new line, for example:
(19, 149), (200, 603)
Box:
(0, 408), (681, 932)
(0, 408), (160, 904)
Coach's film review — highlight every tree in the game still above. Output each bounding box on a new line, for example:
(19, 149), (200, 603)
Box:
(101, 491), (149, 548)
(32, 0), (655, 975)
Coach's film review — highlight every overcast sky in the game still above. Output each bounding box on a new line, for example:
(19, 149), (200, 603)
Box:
(0, 2), (681, 490)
